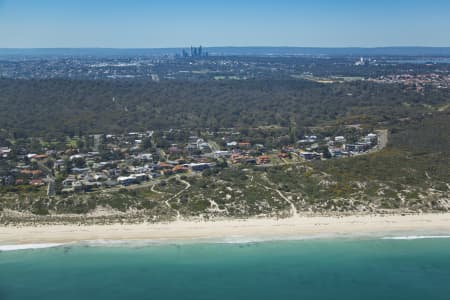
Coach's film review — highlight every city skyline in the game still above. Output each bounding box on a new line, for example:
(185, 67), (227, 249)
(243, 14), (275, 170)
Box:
(0, 0), (450, 48)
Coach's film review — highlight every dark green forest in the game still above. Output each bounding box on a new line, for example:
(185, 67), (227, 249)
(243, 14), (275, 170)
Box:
(0, 79), (448, 138)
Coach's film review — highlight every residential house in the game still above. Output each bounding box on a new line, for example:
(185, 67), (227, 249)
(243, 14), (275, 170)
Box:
(238, 142), (251, 149)
(257, 155), (271, 165)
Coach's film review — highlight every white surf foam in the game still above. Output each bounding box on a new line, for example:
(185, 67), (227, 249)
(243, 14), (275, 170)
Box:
(216, 234), (338, 244)
(80, 239), (165, 248)
(3, 234), (449, 252)
(0, 243), (66, 252)
(383, 235), (450, 240)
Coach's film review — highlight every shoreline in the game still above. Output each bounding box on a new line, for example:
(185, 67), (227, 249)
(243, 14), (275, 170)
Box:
(2, 213), (450, 247)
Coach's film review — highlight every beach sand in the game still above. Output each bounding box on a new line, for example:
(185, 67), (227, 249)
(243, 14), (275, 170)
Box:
(1, 213), (450, 245)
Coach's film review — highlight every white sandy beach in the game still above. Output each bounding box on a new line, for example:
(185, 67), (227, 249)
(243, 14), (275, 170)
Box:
(1, 213), (450, 246)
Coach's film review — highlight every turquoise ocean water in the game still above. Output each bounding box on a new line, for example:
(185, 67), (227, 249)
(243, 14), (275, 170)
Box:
(1, 237), (450, 300)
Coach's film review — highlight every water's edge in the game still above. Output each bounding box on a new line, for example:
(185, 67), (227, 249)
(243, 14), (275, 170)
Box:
(3, 232), (450, 252)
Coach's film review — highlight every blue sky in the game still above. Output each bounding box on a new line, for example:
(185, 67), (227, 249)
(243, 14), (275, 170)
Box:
(0, 0), (449, 48)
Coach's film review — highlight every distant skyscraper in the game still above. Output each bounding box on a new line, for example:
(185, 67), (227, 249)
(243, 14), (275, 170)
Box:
(183, 46), (206, 58)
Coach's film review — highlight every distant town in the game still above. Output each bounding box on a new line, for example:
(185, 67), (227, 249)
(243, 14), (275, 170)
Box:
(0, 47), (448, 91)
(0, 126), (384, 196)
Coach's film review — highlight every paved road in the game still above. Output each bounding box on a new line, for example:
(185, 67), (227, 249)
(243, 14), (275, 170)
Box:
(103, 171), (198, 193)
(376, 129), (389, 150)
(208, 141), (220, 152)
(36, 160), (55, 196)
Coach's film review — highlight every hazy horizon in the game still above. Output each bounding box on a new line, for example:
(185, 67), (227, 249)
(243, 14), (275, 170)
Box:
(1, 46), (450, 50)
(1, 0), (449, 48)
